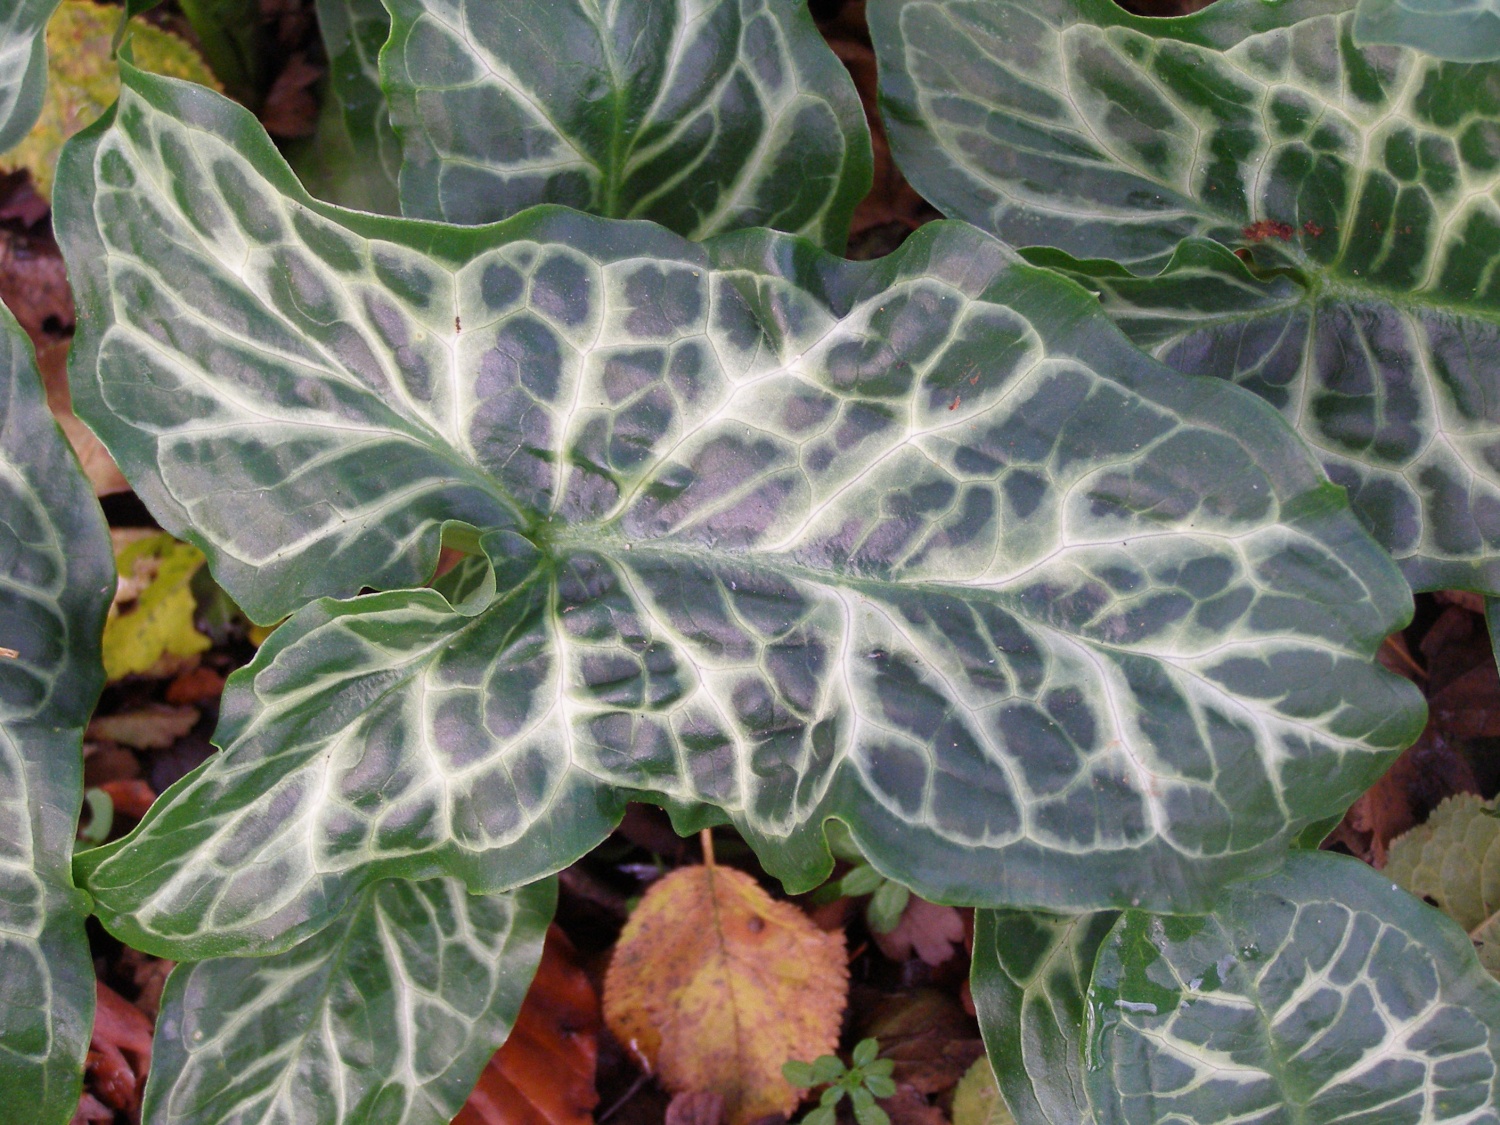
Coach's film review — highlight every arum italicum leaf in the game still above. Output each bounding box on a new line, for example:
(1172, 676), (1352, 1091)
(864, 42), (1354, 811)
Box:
(1085, 852), (1500, 1124)
(379, 0), (873, 250)
(144, 877), (555, 1125)
(59, 65), (1425, 958)
(0, 301), (113, 1120)
(969, 909), (1114, 1125)
(0, 0), (61, 152)
(1355, 0), (1500, 62)
(870, 0), (1500, 593)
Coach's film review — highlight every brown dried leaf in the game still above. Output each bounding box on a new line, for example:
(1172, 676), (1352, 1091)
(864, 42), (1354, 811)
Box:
(84, 982), (152, 1113)
(860, 990), (983, 1095)
(881, 1084), (948, 1125)
(165, 665), (226, 705)
(87, 704), (200, 750)
(604, 864), (848, 1125)
(458, 925), (600, 1125)
(1327, 731), (1479, 866)
(34, 339), (130, 496)
(873, 897), (965, 966)
(666, 1091), (728, 1125)
(259, 54), (321, 138)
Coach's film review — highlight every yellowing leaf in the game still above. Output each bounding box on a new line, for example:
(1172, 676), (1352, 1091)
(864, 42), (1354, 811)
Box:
(1387, 793), (1500, 978)
(951, 1059), (1016, 1125)
(2, 0), (219, 197)
(102, 532), (211, 681)
(603, 863), (847, 1125)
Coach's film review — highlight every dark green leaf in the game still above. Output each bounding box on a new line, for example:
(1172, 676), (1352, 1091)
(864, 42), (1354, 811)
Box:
(60, 68), (1423, 957)
(0, 302), (113, 1122)
(292, 0), (400, 213)
(970, 909), (1115, 1125)
(1088, 852), (1500, 1123)
(380, 0), (872, 249)
(1356, 0), (1500, 61)
(871, 0), (1500, 591)
(0, 0), (62, 152)
(143, 877), (554, 1125)
(178, 0), (265, 105)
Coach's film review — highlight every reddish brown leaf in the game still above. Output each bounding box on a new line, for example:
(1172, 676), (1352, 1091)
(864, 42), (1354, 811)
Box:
(259, 54), (321, 138)
(457, 925), (600, 1125)
(85, 982), (152, 1113)
(880, 1084), (948, 1125)
(166, 665), (226, 705)
(119, 946), (175, 1022)
(666, 1091), (728, 1125)
(873, 897), (965, 967)
(860, 991), (983, 1095)
(1436, 590), (1486, 615)
(69, 1093), (114, 1124)
(98, 778), (157, 821)
(1327, 732), (1479, 866)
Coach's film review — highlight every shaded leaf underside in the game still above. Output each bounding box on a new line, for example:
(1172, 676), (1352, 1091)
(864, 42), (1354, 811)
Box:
(871, 0), (1500, 592)
(59, 68), (1422, 958)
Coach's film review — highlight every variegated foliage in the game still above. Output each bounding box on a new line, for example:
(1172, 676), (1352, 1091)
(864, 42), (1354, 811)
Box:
(0, 303), (113, 1122)
(974, 854), (1500, 1125)
(144, 878), (554, 1125)
(0, 0), (60, 152)
(871, 0), (1500, 593)
(55, 67), (1424, 959)
(379, 0), (872, 248)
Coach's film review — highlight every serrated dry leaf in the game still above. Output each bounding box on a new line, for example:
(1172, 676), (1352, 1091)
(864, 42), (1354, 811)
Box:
(604, 864), (847, 1125)
(1388, 793), (1500, 978)
(872, 897), (965, 966)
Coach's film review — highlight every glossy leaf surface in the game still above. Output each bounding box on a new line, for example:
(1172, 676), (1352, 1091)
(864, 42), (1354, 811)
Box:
(872, 0), (1500, 591)
(1088, 852), (1500, 1124)
(144, 877), (554, 1125)
(1356, 0), (1500, 60)
(60, 68), (1422, 958)
(0, 302), (113, 1121)
(380, 0), (871, 248)
(0, 0), (61, 152)
(970, 909), (1113, 1125)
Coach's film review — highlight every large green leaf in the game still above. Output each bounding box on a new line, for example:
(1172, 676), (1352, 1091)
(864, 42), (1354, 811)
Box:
(1087, 852), (1500, 1123)
(871, 0), (1500, 592)
(0, 302), (113, 1120)
(1356, 0), (1500, 61)
(0, 0), (61, 152)
(60, 67), (1423, 957)
(379, 0), (872, 249)
(144, 877), (554, 1125)
(970, 909), (1114, 1125)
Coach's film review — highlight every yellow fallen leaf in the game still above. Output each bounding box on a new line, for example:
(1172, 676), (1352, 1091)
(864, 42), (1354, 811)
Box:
(951, 1059), (1016, 1125)
(102, 532), (211, 681)
(603, 861), (847, 1125)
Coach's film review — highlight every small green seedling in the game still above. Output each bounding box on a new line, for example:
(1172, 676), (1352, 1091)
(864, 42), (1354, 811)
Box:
(783, 1038), (898, 1125)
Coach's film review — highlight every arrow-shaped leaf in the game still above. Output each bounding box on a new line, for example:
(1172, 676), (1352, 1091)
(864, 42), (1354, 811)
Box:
(60, 68), (1423, 958)
(144, 877), (554, 1125)
(871, 0), (1500, 592)
(380, 0), (872, 249)
(1087, 852), (1500, 1123)
(0, 301), (113, 1122)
